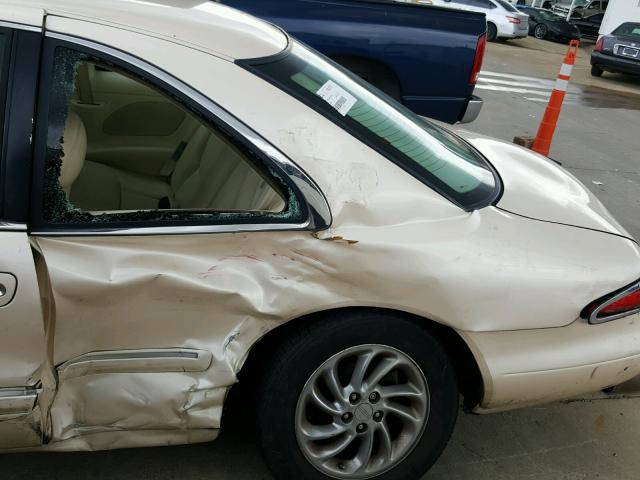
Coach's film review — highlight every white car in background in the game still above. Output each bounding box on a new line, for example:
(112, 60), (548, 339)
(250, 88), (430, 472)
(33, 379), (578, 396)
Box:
(2, 1), (640, 480)
(429, 0), (530, 40)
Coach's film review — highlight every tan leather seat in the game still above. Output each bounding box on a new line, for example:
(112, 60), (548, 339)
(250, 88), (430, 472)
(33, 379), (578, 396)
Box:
(170, 126), (285, 212)
(70, 125), (285, 213)
(59, 111), (87, 199)
(70, 161), (172, 211)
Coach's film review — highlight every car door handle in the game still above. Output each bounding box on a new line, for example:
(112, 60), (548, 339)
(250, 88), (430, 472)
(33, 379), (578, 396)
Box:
(0, 273), (17, 307)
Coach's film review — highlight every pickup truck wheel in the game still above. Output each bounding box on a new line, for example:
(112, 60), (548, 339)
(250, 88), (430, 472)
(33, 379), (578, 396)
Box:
(255, 311), (459, 480)
(487, 22), (498, 42)
(534, 24), (548, 39)
(591, 65), (604, 77)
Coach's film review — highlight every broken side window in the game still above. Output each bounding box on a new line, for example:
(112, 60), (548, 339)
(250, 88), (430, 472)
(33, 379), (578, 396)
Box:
(42, 47), (300, 226)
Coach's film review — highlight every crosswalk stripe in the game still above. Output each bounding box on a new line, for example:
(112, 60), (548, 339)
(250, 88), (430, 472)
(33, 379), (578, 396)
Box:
(477, 70), (581, 105)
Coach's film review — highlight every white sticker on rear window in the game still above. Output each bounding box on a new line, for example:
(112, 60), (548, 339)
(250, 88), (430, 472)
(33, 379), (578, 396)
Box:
(316, 80), (357, 116)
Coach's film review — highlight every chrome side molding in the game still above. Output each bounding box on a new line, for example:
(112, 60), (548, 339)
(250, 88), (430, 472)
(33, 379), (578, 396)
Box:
(0, 387), (38, 418)
(57, 348), (213, 381)
(0, 221), (27, 232)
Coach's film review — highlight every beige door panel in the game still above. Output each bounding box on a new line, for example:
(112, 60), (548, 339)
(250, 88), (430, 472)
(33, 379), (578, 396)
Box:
(0, 231), (47, 447)
(0, 233), (46, 387)
(0, 272), (17, 307)
(72, 65), (199, 177)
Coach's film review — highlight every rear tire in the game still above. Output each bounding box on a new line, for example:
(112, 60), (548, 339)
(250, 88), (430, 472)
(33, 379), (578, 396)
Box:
(534, 24), (548, 39)
(487, 22), (498, 42)
(256, 311), (459, 480)
(591, 65), (604, 77)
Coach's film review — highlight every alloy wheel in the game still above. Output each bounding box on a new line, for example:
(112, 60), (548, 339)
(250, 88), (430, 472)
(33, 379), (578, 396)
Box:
(535, 24), (548, 39)
(295, 344), (430, 479)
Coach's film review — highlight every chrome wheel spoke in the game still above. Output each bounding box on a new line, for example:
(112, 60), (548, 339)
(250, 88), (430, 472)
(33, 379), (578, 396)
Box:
(385, 402), (421, 424)
(301, 421), (349, 441)
(350, 350), (375, 391)
(376, 420), (394, 464)
(311, 431), (357, 461)
(379, 383), (422, 399)
(323, 364), (346, 403)
(354, 428), (375, 473)
(364, 356), (400, 390)
(310, 382), (343, 416)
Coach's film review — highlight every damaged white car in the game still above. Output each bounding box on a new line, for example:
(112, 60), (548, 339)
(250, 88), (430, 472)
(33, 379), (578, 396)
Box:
(2, 1), (640, 479)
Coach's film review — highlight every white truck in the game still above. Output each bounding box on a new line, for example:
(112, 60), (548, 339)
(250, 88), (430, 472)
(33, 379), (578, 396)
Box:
(600, 0), (640, 35)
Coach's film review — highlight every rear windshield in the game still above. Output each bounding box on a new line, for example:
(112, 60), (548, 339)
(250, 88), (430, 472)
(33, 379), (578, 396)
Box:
(495, 0), (519, 13)
(239, 42), (499, 211)
(613, 23), (640, 38)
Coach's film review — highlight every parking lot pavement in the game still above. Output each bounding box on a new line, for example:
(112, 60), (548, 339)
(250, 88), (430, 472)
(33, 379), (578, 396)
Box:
(481, 37), (640, 97)
(4, 37), (640, 480)
(5, 390), (640, 480)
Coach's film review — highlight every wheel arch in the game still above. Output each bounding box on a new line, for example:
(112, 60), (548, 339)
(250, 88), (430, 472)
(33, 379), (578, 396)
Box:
(232, 306), (484, 412)
(487, 21), (498, 41)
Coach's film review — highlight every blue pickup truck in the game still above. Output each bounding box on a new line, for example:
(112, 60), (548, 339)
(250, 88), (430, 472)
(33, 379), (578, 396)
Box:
(220, 0), (487, 124)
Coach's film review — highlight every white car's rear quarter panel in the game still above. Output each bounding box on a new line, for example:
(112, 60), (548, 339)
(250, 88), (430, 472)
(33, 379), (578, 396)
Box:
(463, 313), (640, 411)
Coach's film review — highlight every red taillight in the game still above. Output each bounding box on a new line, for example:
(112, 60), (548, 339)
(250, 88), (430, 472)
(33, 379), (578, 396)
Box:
(470, 33), (487, 85)
(583, 282), (640, 324)
(600, 290), (640, 316)
(507, 16), (521, 24)
(594, 36), (605, 52)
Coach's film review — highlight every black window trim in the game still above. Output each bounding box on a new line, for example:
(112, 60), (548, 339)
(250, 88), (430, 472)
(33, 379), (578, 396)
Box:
(30, 32), (331, 237)
(0, 26), (41, 225)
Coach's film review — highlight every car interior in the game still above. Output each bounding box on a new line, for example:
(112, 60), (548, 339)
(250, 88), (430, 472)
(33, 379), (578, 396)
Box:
(59, 61), (286, 215)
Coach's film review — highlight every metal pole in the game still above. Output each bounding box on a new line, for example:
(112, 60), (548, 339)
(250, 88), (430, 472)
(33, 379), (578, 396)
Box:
(566, 0), (577, 21)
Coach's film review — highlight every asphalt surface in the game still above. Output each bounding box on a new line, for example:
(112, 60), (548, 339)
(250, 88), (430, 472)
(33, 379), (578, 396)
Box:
(4, 36), (640, 480)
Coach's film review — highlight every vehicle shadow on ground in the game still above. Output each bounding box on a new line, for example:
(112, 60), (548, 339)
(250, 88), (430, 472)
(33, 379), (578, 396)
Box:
(1, 402), (274, 480)
(2, 393), (640, 480)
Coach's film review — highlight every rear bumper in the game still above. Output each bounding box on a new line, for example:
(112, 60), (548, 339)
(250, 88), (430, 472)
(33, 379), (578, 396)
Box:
(499, 31), (529, 39)
(459, 95), (483, 124)
(592, 52), (640, 75)
(499, 23), (529, 39)
(460, 313), (640, 413)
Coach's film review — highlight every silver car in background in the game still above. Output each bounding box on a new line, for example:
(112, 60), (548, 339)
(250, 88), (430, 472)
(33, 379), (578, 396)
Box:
(553, 0), (608, 18)
(430, 0), (530, 41)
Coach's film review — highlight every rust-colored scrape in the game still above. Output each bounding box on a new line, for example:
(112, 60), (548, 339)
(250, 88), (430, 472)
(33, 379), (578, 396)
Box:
(312, 233), (359, 245)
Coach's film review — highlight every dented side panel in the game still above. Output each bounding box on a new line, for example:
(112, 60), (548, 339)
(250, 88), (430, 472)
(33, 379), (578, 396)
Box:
(32, 208), (640, 447)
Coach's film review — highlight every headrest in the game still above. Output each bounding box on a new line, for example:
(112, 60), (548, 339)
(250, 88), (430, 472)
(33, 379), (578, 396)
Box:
(59, 111), (87, 198)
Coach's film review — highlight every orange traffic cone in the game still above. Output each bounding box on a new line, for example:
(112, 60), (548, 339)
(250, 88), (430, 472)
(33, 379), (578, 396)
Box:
(532, 40), (580, 157)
